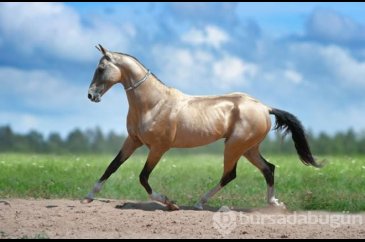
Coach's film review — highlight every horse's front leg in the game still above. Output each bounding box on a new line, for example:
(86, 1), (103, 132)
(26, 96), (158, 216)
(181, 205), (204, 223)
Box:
(139, 148), (179, 211)
(81, 136), (142, 203)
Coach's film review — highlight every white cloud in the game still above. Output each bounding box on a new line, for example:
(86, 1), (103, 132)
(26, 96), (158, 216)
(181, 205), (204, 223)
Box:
(259, 68), (304, 92)
(152, 45), (256, 92)
(283, 69), (303, 84)
(318, 45), (365, 88)
(0, 67), (81, 110)
(213, 55), (257, 89)
(182, 25), (230, 49)
(152, 45), (213, 91)
(286, 42), (365, 89)
(0, 67), (129, 136)
(0, 2), (135, 62)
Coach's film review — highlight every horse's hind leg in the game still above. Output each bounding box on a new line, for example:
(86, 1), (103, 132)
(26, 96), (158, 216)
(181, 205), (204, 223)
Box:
(244, 147), (285, 207)
(194, 141), (242, 210)
(82, 136), (142, 204)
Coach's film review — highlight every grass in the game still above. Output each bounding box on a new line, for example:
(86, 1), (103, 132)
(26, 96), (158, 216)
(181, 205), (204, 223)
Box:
(0, 152), (364, 212)
(0, 231), (49, 239)
(19, 233), (49, 239)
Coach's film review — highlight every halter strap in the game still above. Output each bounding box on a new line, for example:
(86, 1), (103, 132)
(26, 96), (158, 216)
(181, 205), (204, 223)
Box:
(124, 70), (151, 92)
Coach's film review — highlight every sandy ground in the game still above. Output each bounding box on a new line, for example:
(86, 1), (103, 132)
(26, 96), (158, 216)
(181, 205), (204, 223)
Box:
(0, 198), (364, 239)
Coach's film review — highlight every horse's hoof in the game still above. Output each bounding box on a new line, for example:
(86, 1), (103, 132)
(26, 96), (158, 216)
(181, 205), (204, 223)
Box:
(166, 203), (180, 211)
(269, 201), (286, 210)
(277, 202), (287, 209)
(81, 197), (93, 204)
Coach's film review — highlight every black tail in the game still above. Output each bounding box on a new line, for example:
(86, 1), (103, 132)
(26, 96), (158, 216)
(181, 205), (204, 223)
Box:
(269, 108), (322, 168)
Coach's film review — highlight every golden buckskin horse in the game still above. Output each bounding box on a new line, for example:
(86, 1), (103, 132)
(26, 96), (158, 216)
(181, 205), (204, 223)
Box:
(83, 44), (321, 210)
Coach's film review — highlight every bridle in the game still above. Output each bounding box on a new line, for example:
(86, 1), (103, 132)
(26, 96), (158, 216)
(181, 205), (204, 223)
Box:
(124, 69), (151, 92)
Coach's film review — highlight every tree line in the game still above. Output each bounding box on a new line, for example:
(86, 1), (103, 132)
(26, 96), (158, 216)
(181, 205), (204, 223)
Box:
(0, 125), (364, 155)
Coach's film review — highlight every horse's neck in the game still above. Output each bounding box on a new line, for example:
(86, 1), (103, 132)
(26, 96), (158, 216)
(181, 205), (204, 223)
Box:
(119, 55), (170, 112)
(125, 72), (170, 113)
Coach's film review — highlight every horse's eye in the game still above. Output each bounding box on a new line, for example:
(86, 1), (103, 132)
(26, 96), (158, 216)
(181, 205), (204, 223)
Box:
(98, 67), (104, 73)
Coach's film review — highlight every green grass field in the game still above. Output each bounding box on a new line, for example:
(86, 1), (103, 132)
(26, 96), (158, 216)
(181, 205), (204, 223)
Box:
(0, 152), (364, 212)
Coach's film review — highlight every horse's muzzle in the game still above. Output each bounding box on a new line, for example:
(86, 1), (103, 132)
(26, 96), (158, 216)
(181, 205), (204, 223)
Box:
(88, 93), (101, 103)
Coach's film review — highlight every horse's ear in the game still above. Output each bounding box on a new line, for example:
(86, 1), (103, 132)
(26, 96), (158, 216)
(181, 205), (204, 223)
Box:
(95, 45), (101, 52)
(97, 44), (109, 56)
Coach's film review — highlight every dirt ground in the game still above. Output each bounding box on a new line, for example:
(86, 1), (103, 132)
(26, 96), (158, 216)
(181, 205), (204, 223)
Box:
(0, 198), (364, 239)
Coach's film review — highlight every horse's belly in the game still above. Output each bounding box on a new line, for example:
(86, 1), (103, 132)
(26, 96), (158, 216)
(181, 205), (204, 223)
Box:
(169, 96), (237, 148)
(171, 131), (222, 148)
(171, 116), (229, 148)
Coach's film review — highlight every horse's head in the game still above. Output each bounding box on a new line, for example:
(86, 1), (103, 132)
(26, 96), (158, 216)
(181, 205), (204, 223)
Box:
(88, 44), (122, 103)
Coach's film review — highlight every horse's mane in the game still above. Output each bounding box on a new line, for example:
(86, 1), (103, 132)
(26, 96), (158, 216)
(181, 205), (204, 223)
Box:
(114, 52), (167, 87)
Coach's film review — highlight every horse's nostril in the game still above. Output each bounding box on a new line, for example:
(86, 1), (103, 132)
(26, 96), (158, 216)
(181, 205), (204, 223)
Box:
(88, 93), (92, 99)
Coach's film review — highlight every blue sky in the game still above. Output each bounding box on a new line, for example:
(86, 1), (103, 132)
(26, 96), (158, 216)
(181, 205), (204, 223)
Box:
(1, 2), (365, 137)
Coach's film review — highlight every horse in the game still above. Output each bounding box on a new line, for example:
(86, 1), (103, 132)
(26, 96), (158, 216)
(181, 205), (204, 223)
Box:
(82, 44), (321, 210)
